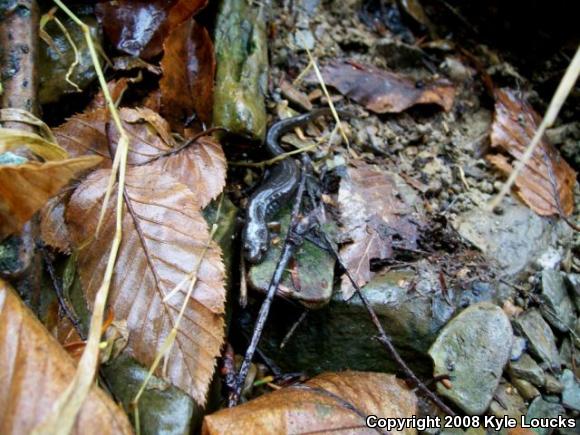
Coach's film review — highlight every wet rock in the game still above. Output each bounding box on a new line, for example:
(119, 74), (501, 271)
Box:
(559, 338), (580, 371)
(539, 270), (575, 332)
(248, 206), (335, 308)
(373, 38), (425, 69)
(565, 273), (580, 311)
(525, 397), (566, 435)
(560, 422), (580, 435)
(213, 0), (268, 140)
(39, 14), (103, 104)
(239, 267), (458, 375)
(489, 381), (527, 419)
(454, 199), (572, 277)
(203, 197), (238, 290)
(544, 373), (564, 394)
(508, 353), (545, 387)
(510, 336), (527, 361)
(561, 369), (580, 411)
(429, 302), (513, 415)
(513, 309), (560, 369)
(103, 355), (199, 435)
(512, 377), (540, 401)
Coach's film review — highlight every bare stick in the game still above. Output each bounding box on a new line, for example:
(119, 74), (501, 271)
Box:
(229, 168), (309, 406)
(320, 231), (456, 416)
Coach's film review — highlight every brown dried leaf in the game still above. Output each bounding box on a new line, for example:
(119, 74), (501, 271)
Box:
(97, 0), (208, 59)
(55, 108), (226, 208)
(313, 60), (455, 113)
(160, 19), (215, 129)
(202, 372), (417, 434)
(66, 167), (226, 405)
(40, 197), (71, 253)
(86, 78), (133, 112)
(54, 109), (110, 160)
(338, 163), (422, 299)
(0, 279), (133, 435)
(489, 89), (577, 216)
(0, 156), (102, 239)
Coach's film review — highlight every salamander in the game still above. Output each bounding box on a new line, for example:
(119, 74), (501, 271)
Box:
(242, 108), (335, 263)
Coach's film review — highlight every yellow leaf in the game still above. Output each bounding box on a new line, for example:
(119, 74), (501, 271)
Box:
(0, 128), (69, 161)
(0, 155), (102, 239)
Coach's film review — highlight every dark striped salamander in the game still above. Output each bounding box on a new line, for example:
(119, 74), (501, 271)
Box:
(242, 108), (335, 263)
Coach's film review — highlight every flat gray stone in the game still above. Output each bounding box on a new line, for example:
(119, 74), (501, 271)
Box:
(454, 200), (572, 277)
(544, 373), (564, 394)
(539, 270), (575, 332)
(525, 397), (566, 435)
(489, 381), (527, 419)
(512, 377), (540, 401)
(429, 302), (513, 415)
(510, 336), (527, 361)
(565, 273), (580, 312)
(238, 267), (492, 376)
(559, 338), (580, 371)
(248, 205), (335, 308)
(513, 309), (560, 369)
(561, 369), (580, 411)
(508, 353), (545, 387)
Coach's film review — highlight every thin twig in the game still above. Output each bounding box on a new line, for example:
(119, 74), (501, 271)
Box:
(40, 244), (86, 340)
(280, 310), (308, 349)
(137, 127), (228, 166)
(230, 168), (310, 406)
(229, 142), (316, 168)
(320, 231), (456, 416)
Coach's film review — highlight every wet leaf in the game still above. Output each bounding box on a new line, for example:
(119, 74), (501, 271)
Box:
(489, 89), (576, 216)
(54, 109), (110, 160)
(0, 156), (102, 239)
(312, 60), (455, 113)
(55, 108), (226, 208)
(112, 56), (162, 75)
(160, 19), (215, 129)
(338, 163), (422, 299)
(97, 0), (208, 59)
(0, 128), (68, 161)
(202, 372), (417, 434)
(0, 279), (133, 434)
(66, 167), (226, 405)
(40, 197), (71, 253)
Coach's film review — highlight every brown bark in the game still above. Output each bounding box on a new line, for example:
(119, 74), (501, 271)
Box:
(0, 1), (41, 304)
(1, 1), (39, 125)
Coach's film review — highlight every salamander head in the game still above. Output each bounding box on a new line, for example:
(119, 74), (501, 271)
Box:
(243, 222), (269, 263)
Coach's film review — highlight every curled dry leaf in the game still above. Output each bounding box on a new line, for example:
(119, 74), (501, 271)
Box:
(0, 155), (102, 239)
(338, 162), (423, 299)
(489, 88), (576, 216)
(66, 167), (226, 405)
(97, 0), (208, 59)
(0, 279), (133, 435)
(54, 107), (226, 208)
(311, 60), (455, 113)
(160, 19), (215, 129)
(202, 372), (417, 435)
